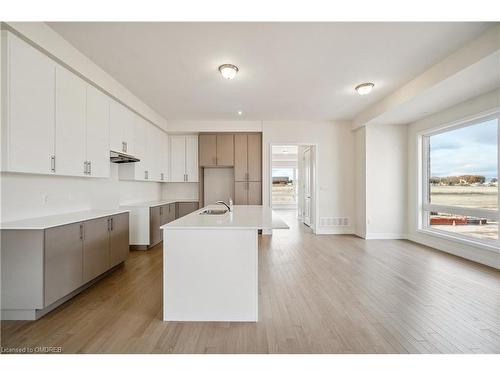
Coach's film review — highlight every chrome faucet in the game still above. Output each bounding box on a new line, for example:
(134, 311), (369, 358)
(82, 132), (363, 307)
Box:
(216, 200), (232, 212)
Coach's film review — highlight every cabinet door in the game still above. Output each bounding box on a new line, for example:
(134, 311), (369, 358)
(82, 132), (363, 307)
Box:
(149, 206), (162, 247)
(248, 182), (262, 205)
(176, 202), (199, 218)
(234, 134), (248, 181)
(134, 117), (148, 180)
(109, 213), (129, 267)
(109, 100), (125, 153)
(160, 132), (169, 182)
(185, 135), (199, 182)
(109, 100), (134, 154)
(55, 66), (87, 176)
(44, 223), (83, 306)
(247, 133), (262, 181)
(170, 135), (186, 182)
(149, 126), (162, 181)
(199, 134), (217, 167)
(5, 33), (55, 174)
(217, 134), (234, 166)
(83, 216), (110, 283)
(234, 182), (248, 205)
(85, 84), (110, 178)
(167, 203), (176, 223)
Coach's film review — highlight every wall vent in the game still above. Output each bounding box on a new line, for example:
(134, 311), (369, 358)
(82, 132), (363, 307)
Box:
(320, 217), (350, 227)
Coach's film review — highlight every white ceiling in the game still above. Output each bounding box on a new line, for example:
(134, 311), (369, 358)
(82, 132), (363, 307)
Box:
(47, 22), (491, 122)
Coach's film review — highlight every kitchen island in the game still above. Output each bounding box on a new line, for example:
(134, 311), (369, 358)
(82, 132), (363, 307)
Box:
(161, 205), (288, 322)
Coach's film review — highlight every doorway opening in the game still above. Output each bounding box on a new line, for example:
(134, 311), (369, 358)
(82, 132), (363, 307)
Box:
(271, 144), (316, 232)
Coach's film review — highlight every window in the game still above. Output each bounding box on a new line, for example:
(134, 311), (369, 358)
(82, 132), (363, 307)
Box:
(421, 114), (499, 249)
(272, 168), (298, 205)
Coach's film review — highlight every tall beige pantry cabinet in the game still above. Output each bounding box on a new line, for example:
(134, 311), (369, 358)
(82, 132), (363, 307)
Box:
(234, 133), (262, 205)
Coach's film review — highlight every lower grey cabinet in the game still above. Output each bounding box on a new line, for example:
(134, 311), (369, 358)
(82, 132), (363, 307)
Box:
(45, 223), (84, 306)
(149, 203), (177, 248)
(176, 201), (199, 218)
(83, 216), (110, 283)
(150, 206), (162, 247)
(1, 212), (130, 319)
(109, 213), (130, 267)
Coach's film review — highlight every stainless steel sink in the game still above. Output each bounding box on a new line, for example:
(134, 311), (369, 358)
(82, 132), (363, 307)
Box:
(199, 209), (228, 215)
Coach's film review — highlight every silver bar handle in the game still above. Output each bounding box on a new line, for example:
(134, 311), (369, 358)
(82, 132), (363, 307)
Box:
(50, 155), (56, 173)
(110, 217), (113, 231)
(79, 224), (83, 240)
(88, 161), (91, 175)
(84, 161), (87, 175)
(107, 218), (111, 231)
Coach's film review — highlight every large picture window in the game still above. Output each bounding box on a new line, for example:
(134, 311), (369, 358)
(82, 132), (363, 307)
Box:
(421, 113), (499, 248)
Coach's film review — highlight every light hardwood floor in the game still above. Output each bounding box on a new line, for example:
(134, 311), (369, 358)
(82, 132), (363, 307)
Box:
(1, 210), (499, 353)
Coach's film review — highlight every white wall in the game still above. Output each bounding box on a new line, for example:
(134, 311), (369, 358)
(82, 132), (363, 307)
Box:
(354, 127), (366, 238)
(262, 121), (355, 234)
(365, 124), (408, 239)
(1, 165), (161, 222)
(162, 183), (199, 200)
(407, 88), (500, 268)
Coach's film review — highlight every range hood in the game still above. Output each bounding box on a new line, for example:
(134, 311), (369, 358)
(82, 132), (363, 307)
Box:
(110, 151), (140, 164)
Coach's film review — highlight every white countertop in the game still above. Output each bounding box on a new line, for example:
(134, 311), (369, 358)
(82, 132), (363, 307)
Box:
(161, 205), (289, 230)
(120, 199), (199, 208)
(0, 209), (130, 230)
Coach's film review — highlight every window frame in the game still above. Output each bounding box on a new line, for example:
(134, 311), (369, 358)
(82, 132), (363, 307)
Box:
(419, 111), (500, 251)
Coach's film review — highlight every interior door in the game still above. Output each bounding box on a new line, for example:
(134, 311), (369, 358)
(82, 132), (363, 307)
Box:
(170, 136), (186, 182)
(55, 65), (87, 176)
(85, 84), (110, 178)
(303, 147), (312, 227)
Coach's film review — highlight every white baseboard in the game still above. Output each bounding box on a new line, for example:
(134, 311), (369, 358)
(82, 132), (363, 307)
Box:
(364, 233), (408, 240)
(315, 227), (355, 235)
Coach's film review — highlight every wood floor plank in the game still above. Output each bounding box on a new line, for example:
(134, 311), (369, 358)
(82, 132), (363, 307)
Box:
(1, 210), (499, 353)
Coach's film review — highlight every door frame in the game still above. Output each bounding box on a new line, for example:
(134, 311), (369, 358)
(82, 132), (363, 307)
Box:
(269, 143), (319, 233)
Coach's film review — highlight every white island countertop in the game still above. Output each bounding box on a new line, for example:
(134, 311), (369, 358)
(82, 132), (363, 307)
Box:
(0, 209), (130, 230)
(161, 205), (289, 230)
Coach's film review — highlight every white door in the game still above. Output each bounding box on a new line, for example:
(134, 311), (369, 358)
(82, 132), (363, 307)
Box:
(170, 135), (186, 182)
(55, 66), (86, 177)
(5, 33), (55, 174)
(85, 84), (110, 178)
(303, 147), (312, 227)
(185, 135), (199, 182)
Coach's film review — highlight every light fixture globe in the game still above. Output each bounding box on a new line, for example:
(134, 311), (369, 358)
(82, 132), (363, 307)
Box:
(355, 82), (375, 95)
(218, 64), (239, 80)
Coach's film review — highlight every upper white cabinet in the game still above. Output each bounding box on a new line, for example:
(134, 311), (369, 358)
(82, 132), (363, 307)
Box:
(85, 85), (110, 178)
(170, 135), (198, 182)
(1, 32), (56, 174)
(55, 66), (87, 177)
(109, 99), (135, 155)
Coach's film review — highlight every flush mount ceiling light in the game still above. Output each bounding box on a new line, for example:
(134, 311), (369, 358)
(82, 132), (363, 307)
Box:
(355, 82), (375, 96)
(218, 64), (239, 80)
(237, 111), (243, 115)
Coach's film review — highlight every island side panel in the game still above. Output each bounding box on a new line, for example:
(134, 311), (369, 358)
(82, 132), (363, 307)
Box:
(163, 228), (258, 322)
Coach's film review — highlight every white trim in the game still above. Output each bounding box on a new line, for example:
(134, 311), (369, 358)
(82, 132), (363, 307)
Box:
(316, 227), (354, 235)
(417, 228), (499, 253)
(364, 233), (408, 240)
